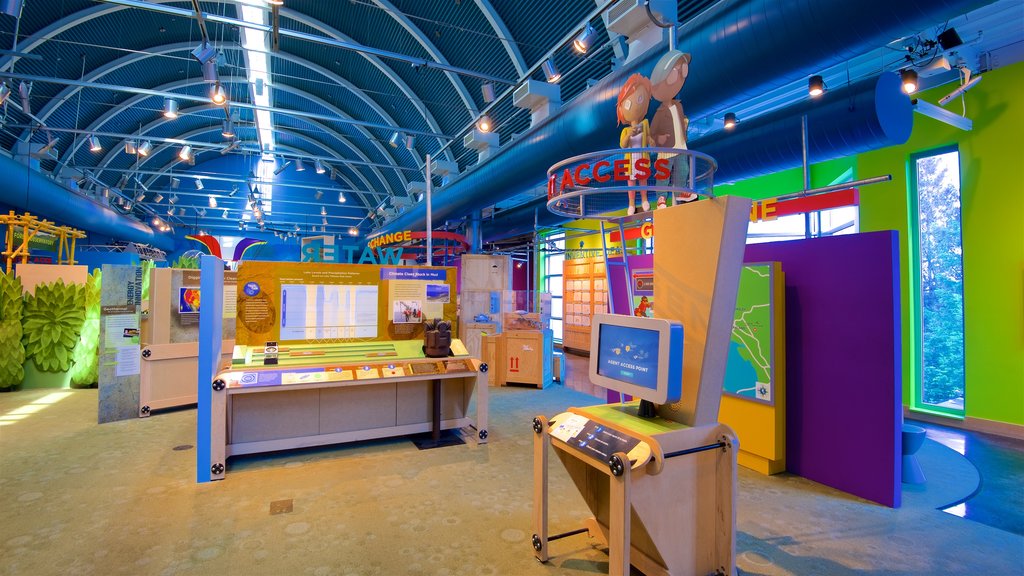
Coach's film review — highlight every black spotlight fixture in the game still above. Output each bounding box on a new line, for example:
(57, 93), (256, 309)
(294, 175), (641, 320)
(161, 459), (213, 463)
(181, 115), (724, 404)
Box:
(723, 112), (737, 129)
(808, 75), (825, 97)
(900, 69), (919, 94)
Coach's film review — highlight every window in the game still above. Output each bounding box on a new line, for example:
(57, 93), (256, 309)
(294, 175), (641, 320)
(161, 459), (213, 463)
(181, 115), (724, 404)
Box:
(746, 202), (859, 244)
(543, 235), (566, 342)
(912, 148), (965, 414)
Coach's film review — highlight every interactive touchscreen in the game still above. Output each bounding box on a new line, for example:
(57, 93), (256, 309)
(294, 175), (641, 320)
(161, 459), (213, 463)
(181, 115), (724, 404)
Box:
(589, 313), (683, 406)
(597, 324), (660, 390)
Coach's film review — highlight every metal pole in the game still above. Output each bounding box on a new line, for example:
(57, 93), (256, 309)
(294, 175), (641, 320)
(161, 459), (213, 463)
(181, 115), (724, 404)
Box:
(801, 114), (812, 238)
(425, 153), (433, 266)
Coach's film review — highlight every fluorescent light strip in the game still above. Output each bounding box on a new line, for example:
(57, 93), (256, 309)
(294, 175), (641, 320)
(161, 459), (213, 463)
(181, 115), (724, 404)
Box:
(240, 5), (274, 154)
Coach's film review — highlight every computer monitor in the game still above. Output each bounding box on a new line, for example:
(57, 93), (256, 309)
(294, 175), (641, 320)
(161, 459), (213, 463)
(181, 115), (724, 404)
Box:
(589, 313), (683, 407)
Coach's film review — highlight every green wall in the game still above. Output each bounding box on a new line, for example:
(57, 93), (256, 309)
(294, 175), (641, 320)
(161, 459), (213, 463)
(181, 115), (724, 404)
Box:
(859, 61), (1024, 427)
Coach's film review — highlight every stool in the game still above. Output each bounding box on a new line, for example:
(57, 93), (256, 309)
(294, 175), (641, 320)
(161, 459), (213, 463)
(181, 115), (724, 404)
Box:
(902, 424), (927, 484)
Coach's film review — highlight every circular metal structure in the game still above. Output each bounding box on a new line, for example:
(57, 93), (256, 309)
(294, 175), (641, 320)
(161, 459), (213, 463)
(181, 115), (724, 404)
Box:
(546, 147), (717, 220)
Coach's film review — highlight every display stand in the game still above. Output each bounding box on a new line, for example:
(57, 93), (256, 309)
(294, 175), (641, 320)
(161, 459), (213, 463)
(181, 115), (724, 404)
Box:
(532, 195), (751, 575)
(139, 267), (235, 416)
(533, 406), (736, 576)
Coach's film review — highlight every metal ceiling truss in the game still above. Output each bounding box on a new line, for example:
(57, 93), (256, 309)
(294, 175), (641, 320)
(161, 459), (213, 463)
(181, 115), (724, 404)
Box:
(128, 124), (387, 209)
(473, 0), (528, 76)
(93, 0), (514, 86)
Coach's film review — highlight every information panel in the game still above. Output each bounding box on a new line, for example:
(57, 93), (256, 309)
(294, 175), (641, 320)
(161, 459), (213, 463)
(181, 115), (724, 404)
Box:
(234, 261), (457, 345)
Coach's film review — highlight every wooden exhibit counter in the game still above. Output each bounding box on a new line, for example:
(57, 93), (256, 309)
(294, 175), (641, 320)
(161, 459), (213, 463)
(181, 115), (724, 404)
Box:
(533, 402), (737, 575)
(206, 340), (488, 480)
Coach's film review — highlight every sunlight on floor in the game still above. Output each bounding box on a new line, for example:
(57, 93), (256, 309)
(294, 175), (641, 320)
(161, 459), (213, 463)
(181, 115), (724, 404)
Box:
(0, 391), (73, 427)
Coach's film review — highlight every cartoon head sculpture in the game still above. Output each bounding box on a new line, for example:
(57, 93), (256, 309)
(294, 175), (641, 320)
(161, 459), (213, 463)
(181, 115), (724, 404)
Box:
(616, 73), (653, 126)
(650, 51), (692, 102)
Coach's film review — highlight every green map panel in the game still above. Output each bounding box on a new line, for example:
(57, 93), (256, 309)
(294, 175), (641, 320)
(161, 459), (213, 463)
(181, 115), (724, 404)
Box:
(723, 264), (774, 404)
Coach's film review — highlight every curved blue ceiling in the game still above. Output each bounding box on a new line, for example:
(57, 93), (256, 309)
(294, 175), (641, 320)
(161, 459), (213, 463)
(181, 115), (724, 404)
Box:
(0, 0), (1007, 246)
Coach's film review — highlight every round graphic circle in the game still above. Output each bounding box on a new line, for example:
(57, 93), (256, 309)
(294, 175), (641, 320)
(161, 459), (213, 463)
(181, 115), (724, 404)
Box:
(243, 281), (260, 296)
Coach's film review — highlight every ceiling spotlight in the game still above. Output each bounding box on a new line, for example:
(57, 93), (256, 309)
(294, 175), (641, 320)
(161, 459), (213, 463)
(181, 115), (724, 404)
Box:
(18, 81), (30, 115)
(389, 132), (401, 148)
(238, 221), (245, 230)
(723, 112), (737, 129)
(178, 145), (193, 161)
(0, 83), (10, 105)
(135, 191), (146, 202)
(338, 192), (346, 203)
(124, 140), (137, 155)
(901, 69), (919, 94)
(273, 160), (292, 175)
(163, 98), (179, 119)
(476, 115), (493, 133)
(314, 159), (325, 174)
(118, 174), (130, 188)
(542, 58), (560, 83)
(348, 227), (359, 237)
(481, 82), (495, 103)
(222, 209), (229, 219)
(329, 166), (338, 180)
(294, 224), (300, 232)
(221, 120), (235, 139)
(573, 23), (595, 54)
(167, 206), (176, 216)
(295, 158), (305, 172)
(198, 208), (207, 217)
(170, 177), (180, 189)
(320, 206), (327, 216)
(210, 83), (228, 106)
(405, 134), (415, 150)
(808, 75), (825, 98)
(137, 140), (153, 156)
(209, 196), (217, 208)
(169, 194), (179, 205)
(153, 193), (164, 203)
(194, 178), (204, 190)
(314, 190), (323, 200)
(321, 217), (328, 226)
(87, 135), (102, 152)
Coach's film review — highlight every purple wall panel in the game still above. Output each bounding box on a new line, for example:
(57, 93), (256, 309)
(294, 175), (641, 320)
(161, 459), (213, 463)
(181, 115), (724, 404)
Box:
(607, 253), (654, 316)
(745, 231), (902, 508)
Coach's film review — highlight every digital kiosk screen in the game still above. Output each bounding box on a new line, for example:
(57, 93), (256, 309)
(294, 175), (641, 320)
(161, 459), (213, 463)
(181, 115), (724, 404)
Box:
(596, 324), (660, 390)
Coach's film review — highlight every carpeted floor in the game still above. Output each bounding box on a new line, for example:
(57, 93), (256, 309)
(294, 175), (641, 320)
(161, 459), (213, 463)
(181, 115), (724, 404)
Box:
(1, 385), (1022, 576)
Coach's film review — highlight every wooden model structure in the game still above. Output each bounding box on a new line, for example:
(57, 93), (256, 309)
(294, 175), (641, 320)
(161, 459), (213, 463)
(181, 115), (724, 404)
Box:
(0, 211), (86, 272)
(532, 196), (752, 575)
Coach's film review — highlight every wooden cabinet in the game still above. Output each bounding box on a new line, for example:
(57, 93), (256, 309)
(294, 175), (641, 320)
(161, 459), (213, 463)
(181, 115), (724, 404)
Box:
(482, 329), (553, 388)
(562, 256), (608, 354)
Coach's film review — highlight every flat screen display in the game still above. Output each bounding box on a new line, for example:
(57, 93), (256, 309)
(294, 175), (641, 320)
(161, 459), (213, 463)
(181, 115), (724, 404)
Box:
(596, 324), (660, 390)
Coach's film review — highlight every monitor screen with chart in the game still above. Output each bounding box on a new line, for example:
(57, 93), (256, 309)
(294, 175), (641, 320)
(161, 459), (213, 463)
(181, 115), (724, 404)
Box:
(589, 313), (683, 405)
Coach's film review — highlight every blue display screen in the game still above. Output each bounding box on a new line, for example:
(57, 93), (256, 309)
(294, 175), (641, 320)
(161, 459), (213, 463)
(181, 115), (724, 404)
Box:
(596, 324), (660, 390)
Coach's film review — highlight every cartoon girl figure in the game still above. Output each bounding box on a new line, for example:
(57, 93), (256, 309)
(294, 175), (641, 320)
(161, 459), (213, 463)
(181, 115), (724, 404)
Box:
(617, 74), (653, 215)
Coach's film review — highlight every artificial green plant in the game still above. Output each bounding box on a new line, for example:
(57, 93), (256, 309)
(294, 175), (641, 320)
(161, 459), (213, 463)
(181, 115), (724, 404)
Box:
(21, 279), (86, 373)
(0, 272), (25, 390)
(70, 269), (102, 387)
(171, 255), (200, 269)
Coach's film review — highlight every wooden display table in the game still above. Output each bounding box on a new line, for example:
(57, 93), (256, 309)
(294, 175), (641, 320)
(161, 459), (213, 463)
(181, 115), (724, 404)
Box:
(533, 402), (737, 575)
(206, 341), (488, 480)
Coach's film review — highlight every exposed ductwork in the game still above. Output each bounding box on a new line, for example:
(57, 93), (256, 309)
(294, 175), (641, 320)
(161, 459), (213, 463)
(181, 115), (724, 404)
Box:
(370, 0), (991, 241)
(0, 153), (176, 251)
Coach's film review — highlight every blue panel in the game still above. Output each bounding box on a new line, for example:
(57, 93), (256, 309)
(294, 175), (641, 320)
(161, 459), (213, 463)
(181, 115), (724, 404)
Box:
(195, 255), (223, 483)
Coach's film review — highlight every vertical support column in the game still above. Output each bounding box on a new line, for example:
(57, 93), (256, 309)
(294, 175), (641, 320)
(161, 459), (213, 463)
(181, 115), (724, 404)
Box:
(425, 153), (433, 266)
(608, 452), (632, 576)
(196, 255), (224, 483)
(801, 114), (812, 239)
(532, 416), (550, 562)
(475, 368), (489, 444)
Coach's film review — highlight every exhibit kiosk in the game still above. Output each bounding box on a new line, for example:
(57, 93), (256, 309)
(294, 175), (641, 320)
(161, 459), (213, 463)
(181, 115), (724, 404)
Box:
(197, 260), (488, 481)
(537, 140), (751, 574)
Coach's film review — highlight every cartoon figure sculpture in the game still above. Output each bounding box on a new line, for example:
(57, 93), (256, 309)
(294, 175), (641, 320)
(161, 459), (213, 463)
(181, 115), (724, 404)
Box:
(617, 73), (653, 215)
(650, 51), (695, 205)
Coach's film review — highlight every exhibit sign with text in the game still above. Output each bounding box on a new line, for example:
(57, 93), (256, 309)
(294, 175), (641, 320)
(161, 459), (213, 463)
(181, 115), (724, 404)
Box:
(98, 264), (143, 423)
(234, 261), (457, 345)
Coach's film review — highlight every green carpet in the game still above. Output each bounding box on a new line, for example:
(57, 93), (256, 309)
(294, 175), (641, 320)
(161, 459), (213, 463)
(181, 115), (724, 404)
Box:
(1, 386), (1020, 575)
